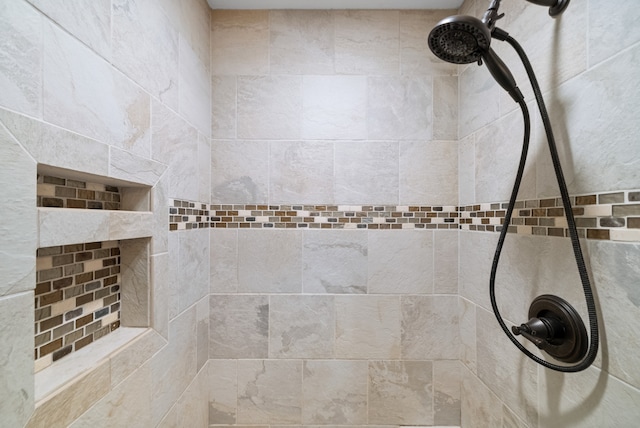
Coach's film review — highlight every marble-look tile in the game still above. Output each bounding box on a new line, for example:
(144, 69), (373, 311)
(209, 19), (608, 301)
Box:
(109, 147), (166, 186)
(537, 42), (640, 197)
(26, 360), (111, 428)
(475, 108), (537, 203)
(399, 140), (458, 206)
(151, 253), (169, 339)
(476, 307), (538, 427)
(151, 171), (169, 255)
(458, 63), (499, 139)
(157, 404), (178, 428)
(270, 10), (334, 75)
(38, 208), (110, 248)
(108, 211), (154, 241)
(110, 330), (166, 387)
(434, 230), (459, 294)
(151, 100), (198, 201)
(458, 133), (475, 205)
(368, 360), (433, 425)
(0, 0), (42, 117)
(302, 360), (368, 425)
(211, 10), (269, 75)
(335, 296), (401, 359)
(269, 140), (334, 204)
(589, 0), (640, 66)
(302, 230), (367, 294)
(211, 139), (268, 204)
(112, 0), (178, 109)
(458, 231), (498, 312)
(176, 230), (210, 315)
(0, 292), (34, 428)
(237, 229), (302, 293)
(270, 295), (335, 359)
(588, 240), (640, 388)
(367, 76), (432, 140)
(459, 297), (477, 373)
(434, 75), (458, 140)
(399, 10), (458, 77)
(368, 230), (434, 294)
(434, 360), (462, 426)
(196, 297), (209, 372)
(179, 37), (211, 137)
(44, 22), (151, 155)
(151, 306), (197, 426)
(27, 0), (111, 59)
(198, 133), (211, 203)
(210, 229), (238, 293)
(461, 367), (503, 428)
(302, 76), (366, 140)
(237, 75), (302, 140)
(0, 122), (36, 297)
(176, 365), (208, 428)
(237, 360), (302, 424)
(211, 76), (236, 139)
(167, 231), (180, 320)
(180, 0), (210, 72)
(209, 360), (237, 424)
(538, 364), (640, 428)
(402, 295), (459, 360)
(209, 295), (268, 359)
(120, 238), (150, 327)
(0, 108), (109, 178)
(69, 363), (152, 428)
(335, 141), (399, 205)
(334, 11), (399, 75)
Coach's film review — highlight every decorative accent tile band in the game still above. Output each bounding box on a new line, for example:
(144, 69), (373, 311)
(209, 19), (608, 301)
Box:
(169, 189), (640, 242)
(37, 174), (121, 210)
(35, 241), (121, 373)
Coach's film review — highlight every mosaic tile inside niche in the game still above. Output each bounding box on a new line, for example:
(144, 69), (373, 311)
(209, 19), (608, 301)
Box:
(35, 241), (121, 373)
(37, 174), (121, 210)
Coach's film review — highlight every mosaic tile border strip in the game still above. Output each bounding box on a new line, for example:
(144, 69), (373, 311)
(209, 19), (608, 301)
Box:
(170, 189), (640, 242)
(35, 241), (122, 373)
(37, 174), (121, 210)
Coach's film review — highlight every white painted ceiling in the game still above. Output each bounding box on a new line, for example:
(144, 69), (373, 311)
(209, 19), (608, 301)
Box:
(207, 0), (464, 10)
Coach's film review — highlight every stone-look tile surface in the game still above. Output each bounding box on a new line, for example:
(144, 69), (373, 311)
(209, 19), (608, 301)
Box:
(238, 229), (302, 293)
(211, 76), (236, 139)
(459, 297), (477, 373)
(211, 140), (269, 204)
(368, 360), (433, 425)
(109, 147), (166, 186)
(209, 360), (237, 424)
(151, 306), (197, 426)
(196, 297), (209, 372)
(302, 76), (367, 140)
(209, 295), (268, 359)
(110, 330), (165, 387)
(399, 10), (458, 77)
(434, 360), (462, 426)
(112, 0), (178, 109)
(476, 307), (538, 427)
(458, 133), (475, 206)
(269, 141), (334, 204)
(270, 296), (335, 359)
(43, 22), (150, 155)
(302, 230), (367, 294)
(537, 42), (640, 197)
(335, 296), (401, 359)
(459, 231), (497, 311)
(270, 10), (334, 75)
(589, 0), (640, 66)
(367, 76), (432, 140)
(211, 10), (269, 75)
(368, 231), (433, 294)
(237, 75), (302, 139)
(27, 0), (111, 60)
(109, 211), (154, 241)
(179, 37), (211, 137)
(0, 122), (37, 297)
(434, 230), (459, 294)
(120, 238), (150, 327)
(151, 172), (169, 255)
(210, 229), (238, 293)
(400, 140), (458, 206)
(335, 141), (399, 205)
(173, 230), (210, 316)
(458, 63), (499, 139)
(334, 11), (399, 75)
(237, 360), (303, 424)
(68, 362), (152, 428)
(151, 253), (169, 339)
(0, 108), (110, 178)
(0, 0), (42, 117)
(198, 133), (211, 203)
(175, 365), (209, 428)
(461, 367), (503, 428)
(0, 292), (34, 428)
(433, 75), (458, 140)
(302, 360), (368, 425)
(38, 208), (110, 248)
(401, 296), (459, 360)
(152, 100), (199, 201)
(180, 0), (210, 73)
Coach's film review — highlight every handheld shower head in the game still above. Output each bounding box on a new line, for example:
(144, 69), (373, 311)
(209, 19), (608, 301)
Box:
(427, 15), (491, 65)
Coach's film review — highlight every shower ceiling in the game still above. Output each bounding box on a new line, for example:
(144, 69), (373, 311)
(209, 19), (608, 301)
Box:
(207, 0), (464, 9)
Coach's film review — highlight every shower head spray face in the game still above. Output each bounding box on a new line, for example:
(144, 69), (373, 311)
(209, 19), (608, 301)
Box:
(427, 15), (492, 64)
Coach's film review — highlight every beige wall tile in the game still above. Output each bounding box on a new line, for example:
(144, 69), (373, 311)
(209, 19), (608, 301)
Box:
(211, 10), (269, 75)
(208, 360), (237, 424)
(402, 295), (459, 360)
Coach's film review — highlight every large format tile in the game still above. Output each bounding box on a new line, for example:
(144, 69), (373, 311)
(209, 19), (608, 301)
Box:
(179, 37), (211, 137)
(208, 360), (237, 424)
(210, 229), (238, 293)
(401, 296), (459, 360)
(211, 10), (269, 75)
(211, 140), (268, 204)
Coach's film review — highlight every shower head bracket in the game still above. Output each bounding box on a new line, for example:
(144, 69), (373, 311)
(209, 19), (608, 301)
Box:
(512, 294), (588, 363)
(525, 0), (570, 17)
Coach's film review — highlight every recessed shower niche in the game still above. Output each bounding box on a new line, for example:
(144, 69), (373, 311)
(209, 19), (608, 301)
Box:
(34, 165), (156, 399)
